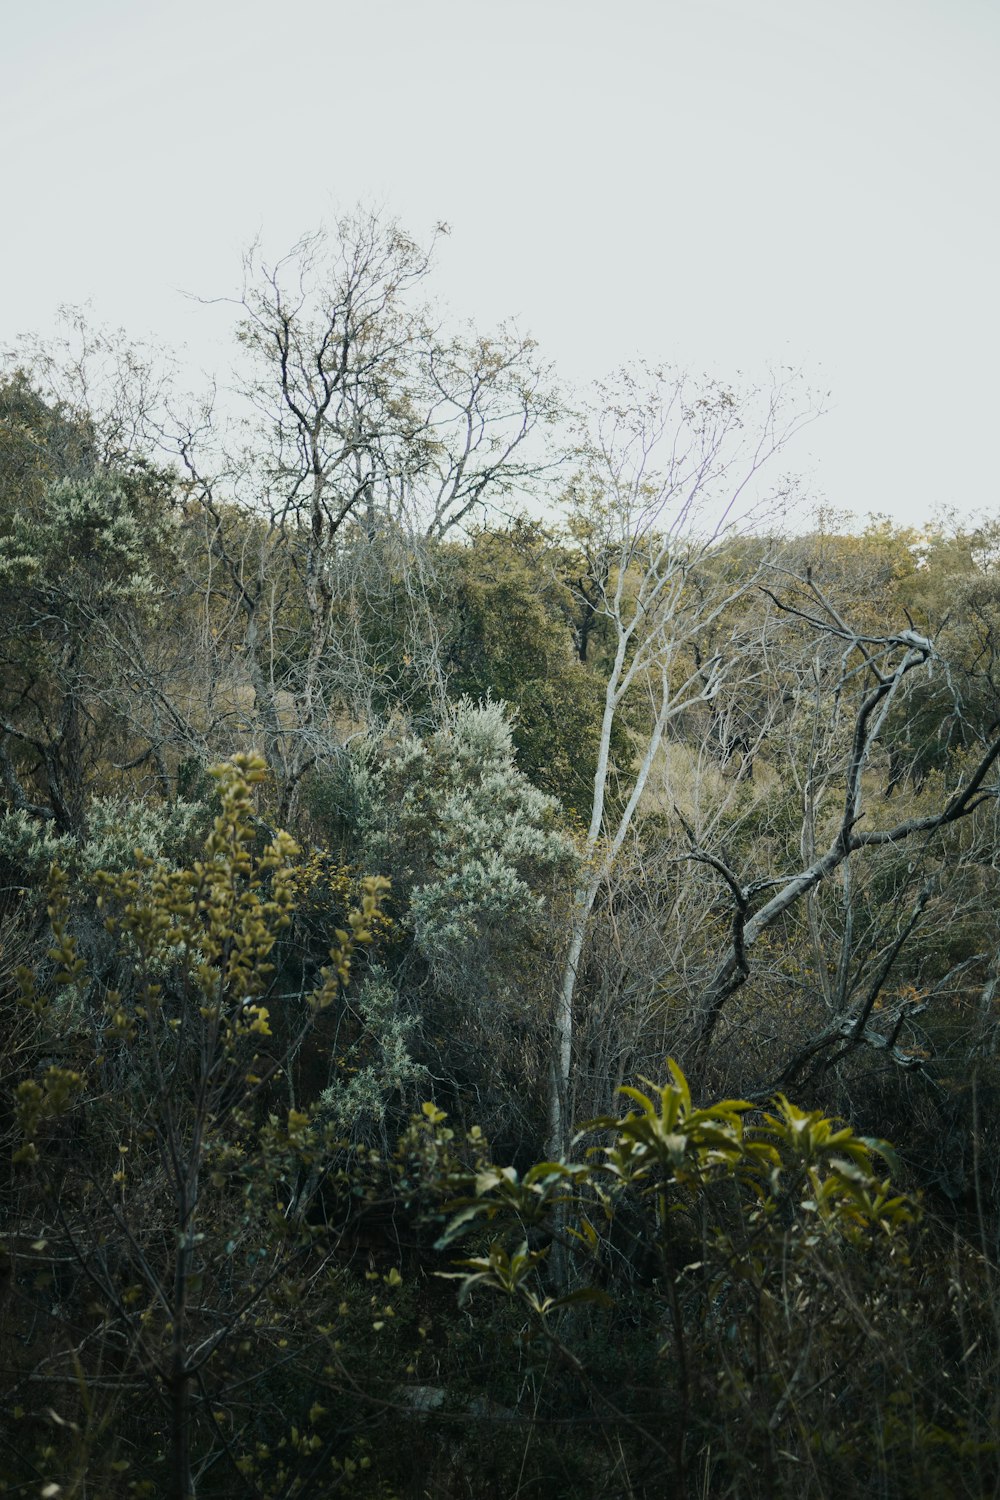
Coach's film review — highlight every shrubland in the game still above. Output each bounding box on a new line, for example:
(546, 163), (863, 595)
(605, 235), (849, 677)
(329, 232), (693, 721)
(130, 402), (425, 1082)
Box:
(2, 214), (1000, 1496)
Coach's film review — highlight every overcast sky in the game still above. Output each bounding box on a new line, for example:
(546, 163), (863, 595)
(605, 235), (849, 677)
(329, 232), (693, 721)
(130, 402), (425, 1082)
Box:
(2, 0), (997, 529)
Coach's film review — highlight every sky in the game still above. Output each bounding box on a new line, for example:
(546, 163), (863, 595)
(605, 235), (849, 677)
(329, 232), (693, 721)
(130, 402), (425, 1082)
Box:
(2, 0), (998, 529)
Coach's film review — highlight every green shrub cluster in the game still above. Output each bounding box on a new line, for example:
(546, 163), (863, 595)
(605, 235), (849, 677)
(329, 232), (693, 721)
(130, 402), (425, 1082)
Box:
(0, 758), (996, 1498)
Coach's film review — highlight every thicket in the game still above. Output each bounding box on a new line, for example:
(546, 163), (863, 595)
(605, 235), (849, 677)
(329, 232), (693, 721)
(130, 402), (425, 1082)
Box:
(3, 216), (1000, 1497)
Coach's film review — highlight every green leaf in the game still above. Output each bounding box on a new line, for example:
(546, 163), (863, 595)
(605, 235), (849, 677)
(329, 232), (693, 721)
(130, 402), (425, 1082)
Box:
(858, 1135), (902, 1177)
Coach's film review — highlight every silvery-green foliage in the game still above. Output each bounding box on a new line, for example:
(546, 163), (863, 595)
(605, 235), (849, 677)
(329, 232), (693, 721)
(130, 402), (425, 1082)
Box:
(0, 813), (75, 882)
(0, 798), (204, 885)
(362, 698), (576, 1002)
(75, 797), (204, 874)
(0, 475), (167, 606)
(408, 855), (540, 997)
(318, 966), (426, 1141)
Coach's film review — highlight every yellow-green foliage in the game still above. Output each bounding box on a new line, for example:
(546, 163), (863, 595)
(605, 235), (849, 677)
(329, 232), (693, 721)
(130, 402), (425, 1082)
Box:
(409, 1062), (998, 1498)
(6, 753), (402, 1498)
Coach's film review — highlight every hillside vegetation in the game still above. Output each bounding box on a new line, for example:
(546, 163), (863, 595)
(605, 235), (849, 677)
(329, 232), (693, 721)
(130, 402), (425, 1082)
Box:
(2, 217), (1000, 1498)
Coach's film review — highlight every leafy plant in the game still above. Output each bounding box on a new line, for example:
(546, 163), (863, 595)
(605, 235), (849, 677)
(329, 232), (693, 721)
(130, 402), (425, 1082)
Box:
(5, 753), (397, 1499)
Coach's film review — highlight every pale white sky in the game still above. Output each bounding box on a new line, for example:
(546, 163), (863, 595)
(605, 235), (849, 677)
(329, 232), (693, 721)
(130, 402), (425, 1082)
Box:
(2, 0), (997, 528)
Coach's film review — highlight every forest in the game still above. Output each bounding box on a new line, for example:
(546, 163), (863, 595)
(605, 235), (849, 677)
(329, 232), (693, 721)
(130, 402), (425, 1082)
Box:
(2, 212), (1000, 1498)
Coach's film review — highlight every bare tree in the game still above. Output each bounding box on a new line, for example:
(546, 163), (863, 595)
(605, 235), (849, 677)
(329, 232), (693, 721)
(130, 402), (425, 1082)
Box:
(679, 575), (1000, 1085)
(172, 211), (560, 818)
(548, 365), (816, 1154)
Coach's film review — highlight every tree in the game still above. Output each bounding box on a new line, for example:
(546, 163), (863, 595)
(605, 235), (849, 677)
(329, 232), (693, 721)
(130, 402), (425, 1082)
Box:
(677, 573), (1000, 1088)
(548, 365), (816, 1154)
(9, 754), (389, 1498)
(357, 697), (576, 1147)
(433, 522), (628, 814)
(173, 211), (561, 821)
(0, 376), (175, 833)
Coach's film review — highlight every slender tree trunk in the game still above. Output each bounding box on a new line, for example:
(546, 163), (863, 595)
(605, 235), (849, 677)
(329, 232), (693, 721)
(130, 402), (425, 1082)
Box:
(549, 667), (672, 1157)
(549, 874), (601, 1157)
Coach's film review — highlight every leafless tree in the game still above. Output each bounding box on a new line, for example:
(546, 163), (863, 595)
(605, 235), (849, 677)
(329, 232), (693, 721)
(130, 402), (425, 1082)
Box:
(170, 211), (560, 819)
(548, 364), (818, 1153)
(676, 575), (1000, 1090)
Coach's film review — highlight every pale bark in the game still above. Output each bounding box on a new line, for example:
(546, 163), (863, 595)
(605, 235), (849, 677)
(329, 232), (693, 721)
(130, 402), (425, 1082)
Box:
(686, 588), (1000, 1068)
(547, 367), (817, 1155)
(170, 214), (558, 815)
